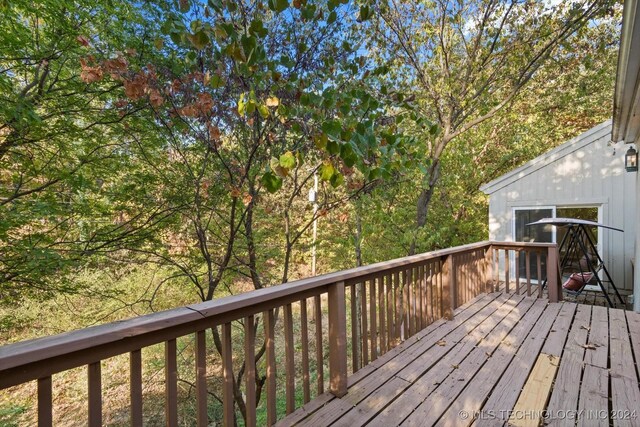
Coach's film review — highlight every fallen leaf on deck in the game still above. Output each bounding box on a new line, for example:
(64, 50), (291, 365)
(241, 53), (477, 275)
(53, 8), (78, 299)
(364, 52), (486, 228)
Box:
(436, 340), (446, 346)
(580, 325), (591, 331)
(451, 364), (459, 369)
(582, 343), (598, 350)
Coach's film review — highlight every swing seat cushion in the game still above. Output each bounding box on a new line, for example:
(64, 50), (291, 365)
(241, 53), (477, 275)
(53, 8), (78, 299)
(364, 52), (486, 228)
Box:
(563, 272), (594, 292)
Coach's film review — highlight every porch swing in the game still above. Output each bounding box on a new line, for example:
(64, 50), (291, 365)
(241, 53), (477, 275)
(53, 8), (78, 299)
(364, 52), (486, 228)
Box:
(527, 217), (625, 307)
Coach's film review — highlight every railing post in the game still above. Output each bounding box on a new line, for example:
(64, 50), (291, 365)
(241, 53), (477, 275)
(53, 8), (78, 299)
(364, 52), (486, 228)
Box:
(484, 245), (494, 293)
(441, 255), (455, 320)
(328, 281), (348, 397)
(547, 245), (562, 303)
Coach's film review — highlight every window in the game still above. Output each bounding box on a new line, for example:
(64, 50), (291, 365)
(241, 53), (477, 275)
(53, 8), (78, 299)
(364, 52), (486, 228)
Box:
(514, 208), (553, 281)
(512, 205), (601, 282)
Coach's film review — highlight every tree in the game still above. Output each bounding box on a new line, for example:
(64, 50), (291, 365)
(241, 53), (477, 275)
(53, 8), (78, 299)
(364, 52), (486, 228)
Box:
(0, 0), (161, 303)
(78, 0), (409, 423)
(369, 0), (616, 254)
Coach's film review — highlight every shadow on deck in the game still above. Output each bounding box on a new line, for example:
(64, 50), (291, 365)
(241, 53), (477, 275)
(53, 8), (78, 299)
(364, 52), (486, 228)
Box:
(278, 291), (640, 427)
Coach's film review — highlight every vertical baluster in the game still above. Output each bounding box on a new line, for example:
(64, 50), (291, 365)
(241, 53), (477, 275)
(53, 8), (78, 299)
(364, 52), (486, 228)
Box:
(474, 252), (480, 297)
(350, 285), (359, 373)
(547, 246), (561, 302)
(369, 278), (377, 361)
(385, 274), (393, 351)
(537, 252), (543, 298)
(328, 281), (347, 397)
(442, 255), (454, 320)
(418, 265), (424, 330)
(505, 249), (510, 293)
(300, 301), (310, 403)
(38, 376), (52, 427)
(515, 250), (520, 294)
(462, 253), (469, 308)
(413, 267), (419, 331)
(394, 271), (402, 343)
(265, 310), (277, 425)
(244, 316), (257, 427)
(378, 275), (386, 355)
(88, 362), (102, 427)
(283, 304), (295, 414)
(493, 248), (499, 291)
(409, 268), (416, 336)
(464, 254), (469, 303)
(485, 246), (493, 293)
(436, 261), (442, 319)
(165, 339), (178, 427)
(130, 350), (143, 427)
(359, 282), (368, 366)
(525, 250), (532, 296)
(222, 323), (235, 425)
(406, 269), (413, 337)
(314, 296), (324, 395)
(426, 263), (433, 324)
(195, 331), (207, 427)
(403, 269), (409, 339)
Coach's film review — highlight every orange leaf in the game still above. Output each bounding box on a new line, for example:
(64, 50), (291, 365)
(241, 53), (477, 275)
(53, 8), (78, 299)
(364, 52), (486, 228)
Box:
(76, 35), (90, 47)
(149, 90), (164, 107)
(79, 59), (103, 83)
(242, 193), (253, 206)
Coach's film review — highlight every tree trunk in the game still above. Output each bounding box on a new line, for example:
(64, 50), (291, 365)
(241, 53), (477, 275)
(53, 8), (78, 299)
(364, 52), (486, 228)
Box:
(409, 159), (441, 255)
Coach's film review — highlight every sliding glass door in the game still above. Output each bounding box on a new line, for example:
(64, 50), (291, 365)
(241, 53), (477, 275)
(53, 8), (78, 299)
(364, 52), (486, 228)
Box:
(514, 208), (554, 282)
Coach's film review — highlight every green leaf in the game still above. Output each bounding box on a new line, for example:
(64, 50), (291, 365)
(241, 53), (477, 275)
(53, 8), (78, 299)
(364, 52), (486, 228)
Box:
(327, 11), (337, 24)
(359, 5), (372, 21)
(279, 151), (296, 169)
(322, 120), (342, 140)
(261, 171), (283, 193)
(326, 139), (340, 155)
(238, 93), (247, 115)
(340, 143), (357, 167)
(319, 162), (335, 181)
(258, 104), (269, 119)
(268, 0), (289, 13)
(249, 19), (268, 38)
(187, 31), (209, 50)
(330, 172), (344, 188)
(210, 74), (224, 88)
(314, 134), (328, 149)
(170, 31), (183, 45)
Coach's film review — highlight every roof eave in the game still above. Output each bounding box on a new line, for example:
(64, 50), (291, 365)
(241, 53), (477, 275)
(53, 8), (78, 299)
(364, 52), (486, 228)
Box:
(612, 0), (640, 144)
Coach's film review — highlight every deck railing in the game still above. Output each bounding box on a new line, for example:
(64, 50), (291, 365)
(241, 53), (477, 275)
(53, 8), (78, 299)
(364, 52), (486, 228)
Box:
(0, 241), (560, 426)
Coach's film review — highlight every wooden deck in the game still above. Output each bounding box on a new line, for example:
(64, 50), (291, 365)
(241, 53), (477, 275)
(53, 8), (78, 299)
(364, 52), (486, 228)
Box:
(278, 291), (640, 427)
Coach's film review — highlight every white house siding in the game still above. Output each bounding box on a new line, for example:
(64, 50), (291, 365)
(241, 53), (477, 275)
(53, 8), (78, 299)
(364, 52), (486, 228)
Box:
(481, 120), (637, 293)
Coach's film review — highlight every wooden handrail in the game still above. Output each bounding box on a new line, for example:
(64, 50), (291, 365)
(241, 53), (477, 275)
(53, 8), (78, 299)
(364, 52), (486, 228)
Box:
(0, 240), (560, 426)
(0, 241), (559, 384)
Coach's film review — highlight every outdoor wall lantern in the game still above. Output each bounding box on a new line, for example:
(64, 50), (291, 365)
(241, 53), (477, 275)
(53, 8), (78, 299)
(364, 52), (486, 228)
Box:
(625, 146), (638, 172)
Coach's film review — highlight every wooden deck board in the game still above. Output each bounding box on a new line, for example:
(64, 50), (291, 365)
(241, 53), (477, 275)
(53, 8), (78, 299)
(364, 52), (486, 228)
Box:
(476, 302), (571, 427)
(438, 298), (552, 427)
(510, 353), (559, 427)
(367, 295), (527, 427)
(545, 304), (592, 427)
(400, 297), (537, 426)
(279, 292), (640, 427)
(577, 364), (608, 427)
(609, 309), (640, 427)
(277, 292), (500, 427)
(295, 292), (504, 426)
(309, 294), (516, 427)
